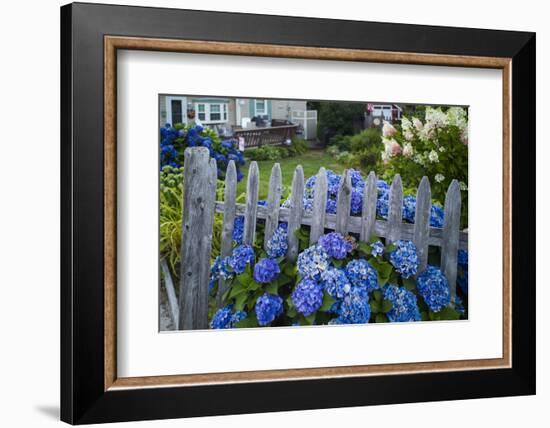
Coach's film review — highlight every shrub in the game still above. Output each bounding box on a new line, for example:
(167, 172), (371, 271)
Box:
(160, 124), (246, 181)
(245, 137), (308, 161)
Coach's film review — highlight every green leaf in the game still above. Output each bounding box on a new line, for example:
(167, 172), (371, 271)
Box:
(304, 313), (316, 325)
(385, 243), (397, 253)
(370, 258), (393, 287)
(234, 292), (248, 311)
(228, 283), (246, 299)
(436, 306), (461, 321)
(319, 293), (336, 312)
(373, 290), (382, 302)
(381, 299), (393, 313)
(235, 314), (258, 328)
(375, 313), (388, 323)
(357, 241), (371, 255)
(332, 259), (343, 268)
(265, 282), (278, 295)
(420, 311), (429, 321)
(370, 300), (381, 313)
(402, 277), (416, 291)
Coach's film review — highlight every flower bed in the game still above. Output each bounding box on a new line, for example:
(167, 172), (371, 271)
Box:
(207, 169), (468, 329)
(160, 123), (246, 181)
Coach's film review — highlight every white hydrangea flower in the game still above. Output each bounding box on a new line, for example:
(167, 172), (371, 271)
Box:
(425, 107), (449, 129)
(412, 117), (423, 131)
(435, 173), (445, 183)
(382, 121), (397, 137)
(459, 181), (468, 191)
(428, 150), (439, 163)
(403, 143), (414, 158)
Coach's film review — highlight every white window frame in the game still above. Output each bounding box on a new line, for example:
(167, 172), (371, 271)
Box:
(165, 96), (187, 126)
(254, 99), (268, 116)
(195, 102), (228, 124)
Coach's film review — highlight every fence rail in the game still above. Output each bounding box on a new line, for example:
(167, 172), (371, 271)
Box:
(234, 124), (298, 148)
(178, 147), (467, 330)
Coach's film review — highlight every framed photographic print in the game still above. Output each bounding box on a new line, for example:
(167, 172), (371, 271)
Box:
(60, 2), (536, 424)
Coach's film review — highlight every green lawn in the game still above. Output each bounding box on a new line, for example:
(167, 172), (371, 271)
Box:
(236, 149), (347, 200)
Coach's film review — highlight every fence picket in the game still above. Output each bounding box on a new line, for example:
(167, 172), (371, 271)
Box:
(335, 170), (351, 235)
(217, 160), (237, 307)
(264, 163), (282, 251)
(413, 176), (431, 273)
(440, 179), (461, 306)
(179, 149), (217, 330)
(360, 171), (378, 242)
(309, 167), (327, 245)
(386, 174), (403, 245)
(286, 165), (304, 261)
(243, 161), (259, 245)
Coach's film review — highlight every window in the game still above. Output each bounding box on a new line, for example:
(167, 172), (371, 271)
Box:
(255, 99), (267, 116)
(197, 103), (206, 121)
(170, 100), (183, 125)
(195, 102), (228, 123)
(165, 96), (187, 126)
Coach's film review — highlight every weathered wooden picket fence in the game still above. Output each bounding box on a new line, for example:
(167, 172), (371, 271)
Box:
(169, 147), (467, 330)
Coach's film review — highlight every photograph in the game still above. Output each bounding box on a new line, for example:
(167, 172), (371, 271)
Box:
(159, 95), (469, 331)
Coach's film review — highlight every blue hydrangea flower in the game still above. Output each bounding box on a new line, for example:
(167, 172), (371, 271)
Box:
(389, 240), (419, 279)
(370, 240), (384, 257)
(255, 293), (283, 326)
(320, 268), (351, 299)
(326, 198), (337, 214)
(227, 244), (254, 274)
(292, 278), (324, 316)
(350, 188), (363, 215)
(210, 305), (247, 329)
(210, 305), (234, 329)
(253, 258), (281, 283)
(302, 197), (314, 212)
(383, 284), (421, 322)
(232, 216), (244, 244)
(266, 223), (288, 258)
(326, 171), (341, 197)
(349, 169), (365, 188)
(416, 265), (451, 312)
(377, 191), (389, 219)
(318, 232), (352, 260)
(208, 256), (233, 291)
(457, 249), (468, 295)
(331, 287), (370, 324)
(402, 195), (417, 223)
(297, 245), (330, 280)
(345, 259), (378, 292)
(430, 205), (445, 228)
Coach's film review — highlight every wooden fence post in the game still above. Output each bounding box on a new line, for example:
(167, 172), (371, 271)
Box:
(386, 174), (403, 245)
(440, 179), (461, 306)
(335, 170), (351, 235)
(286, 165), (304, 261)
(309, 167), (327, 245)
(360, 171), (378, 242)
(264, 163), (282, 251)
(178, 148), (217, 330)
(217, 160), (236, 308)
(413, 176), (431, 273)
(243, 161), (259, 245)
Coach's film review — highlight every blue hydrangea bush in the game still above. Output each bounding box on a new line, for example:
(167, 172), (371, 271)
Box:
(160, 123), (245, 181)
(208, 226), (467, 328)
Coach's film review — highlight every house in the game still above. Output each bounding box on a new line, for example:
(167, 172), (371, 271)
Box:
(159, 96), (315, 138)
(366, 103), (402, 122)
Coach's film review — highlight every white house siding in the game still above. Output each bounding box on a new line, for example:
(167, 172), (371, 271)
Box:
(271, 100), (307, 121)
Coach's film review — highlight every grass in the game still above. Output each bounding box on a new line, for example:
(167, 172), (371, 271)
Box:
(236, 149), (346, 200)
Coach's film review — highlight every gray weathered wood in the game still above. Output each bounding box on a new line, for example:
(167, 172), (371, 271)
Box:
(440, 179), (462, 306)
(386, 174), (403, 245)
(160, 258), (179, 328)
(360, 171), (378, 242)
(215, 201), (469, 250)
(335, 170), (351, 235)
(286, 165), (304, 261)
(179, 148), (217, 330)
(309, 167), (327, 245)
(217, 160), (237, 308)
(264, 163), (282, 251)
(243, 161), (259, 245)
(413, 176), (432, 273)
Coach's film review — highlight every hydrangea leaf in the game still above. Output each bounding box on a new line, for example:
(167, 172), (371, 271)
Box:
(235, 314), (258, 328)
(431, 306), (461, 321)
(373, 290), (383, 302)
(375, 313), (388, 323)
(319, 293), (336, 312)
(228, 283), (246, 299)
(234, 292), (248, 311)
(370, 300), (381, 314)
(402, 277), (416, 291)
(304, 313), (316, 325)
(381, 299), (393, 313)
(265, 282), (278, 295)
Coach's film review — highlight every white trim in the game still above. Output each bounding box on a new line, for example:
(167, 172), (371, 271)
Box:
(195, 102), (229, 124)
(165, 96), (187, 126)
(254, 99), (268, 116)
